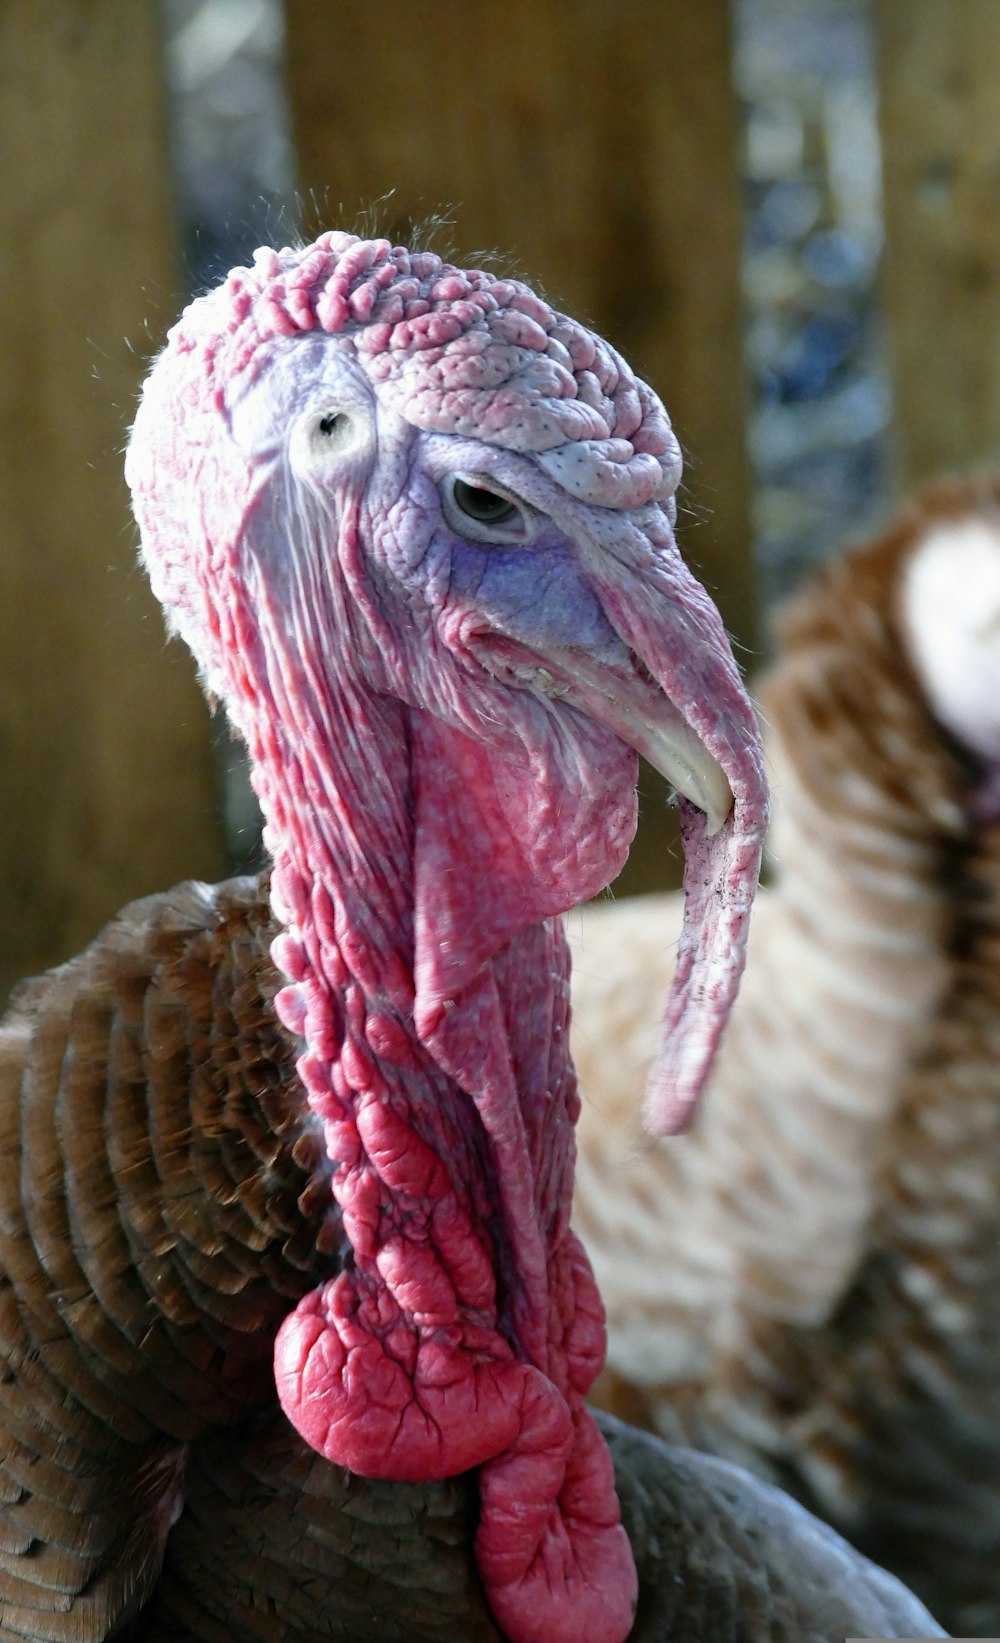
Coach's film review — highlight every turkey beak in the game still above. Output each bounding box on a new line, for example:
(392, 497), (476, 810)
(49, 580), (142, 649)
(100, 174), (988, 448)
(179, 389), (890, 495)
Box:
(573, 545), (769, 1137)
(536, 646), (734, 837)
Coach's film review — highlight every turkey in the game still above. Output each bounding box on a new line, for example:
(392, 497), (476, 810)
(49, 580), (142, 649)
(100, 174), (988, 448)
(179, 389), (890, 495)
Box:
(0, 232), (944, 1643)
(573, 474), (1000, 1636)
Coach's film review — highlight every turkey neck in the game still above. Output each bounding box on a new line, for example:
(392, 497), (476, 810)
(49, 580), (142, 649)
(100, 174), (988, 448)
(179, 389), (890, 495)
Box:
(710, 557), (967, 1321)
(248, 657), (577, 1378)
(224, 510), (645, 1643)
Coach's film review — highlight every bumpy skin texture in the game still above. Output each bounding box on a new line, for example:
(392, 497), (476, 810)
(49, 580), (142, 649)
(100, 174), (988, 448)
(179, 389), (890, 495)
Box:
(124, 231), (769, 1643)
(574, 476), (1000, 1636)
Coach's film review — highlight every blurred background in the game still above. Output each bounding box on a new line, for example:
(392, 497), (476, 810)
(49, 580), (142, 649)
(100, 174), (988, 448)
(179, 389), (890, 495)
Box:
(2, 0), (998, 1002)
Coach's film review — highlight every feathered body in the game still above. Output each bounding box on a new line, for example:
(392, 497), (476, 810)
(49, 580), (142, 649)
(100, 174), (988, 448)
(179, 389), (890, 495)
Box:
(574, 476), (1000, 1635)
(0, 877), (942, 1643)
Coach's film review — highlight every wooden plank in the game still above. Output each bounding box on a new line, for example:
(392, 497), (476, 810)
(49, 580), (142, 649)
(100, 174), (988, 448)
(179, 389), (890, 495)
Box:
(0, 0), (225, 1003)
(285, 0), (751, 894)
(874, 0), (1000, 489)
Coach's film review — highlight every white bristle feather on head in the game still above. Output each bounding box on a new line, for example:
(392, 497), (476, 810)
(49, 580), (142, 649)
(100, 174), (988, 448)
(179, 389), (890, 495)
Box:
(900, 511), (1000, 765)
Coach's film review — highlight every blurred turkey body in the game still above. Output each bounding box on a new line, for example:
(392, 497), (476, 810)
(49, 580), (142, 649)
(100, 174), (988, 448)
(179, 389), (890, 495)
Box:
(573, 476), (1000, 1636)
(0, 231), (943, 1643)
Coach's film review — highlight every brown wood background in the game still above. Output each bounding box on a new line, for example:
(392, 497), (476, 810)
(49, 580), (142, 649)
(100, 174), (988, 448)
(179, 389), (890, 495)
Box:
(873, 0), (1000, 491)
(0, 1), (224, 1004)
(5, 0), (1000, 993)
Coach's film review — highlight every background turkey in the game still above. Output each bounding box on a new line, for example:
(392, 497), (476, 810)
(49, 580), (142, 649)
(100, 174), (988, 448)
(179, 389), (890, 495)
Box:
(573, 473), (1000, 1636)
(0, 232), (945, 1642)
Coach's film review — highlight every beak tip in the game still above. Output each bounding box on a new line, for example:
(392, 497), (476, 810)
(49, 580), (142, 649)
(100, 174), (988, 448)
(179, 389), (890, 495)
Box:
(704, 798), (731, 838)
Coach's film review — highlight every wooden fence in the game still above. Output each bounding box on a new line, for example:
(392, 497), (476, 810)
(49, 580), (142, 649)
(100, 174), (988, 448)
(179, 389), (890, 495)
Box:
(0, 2), (225, 1003)
(1, 0), (996, 997)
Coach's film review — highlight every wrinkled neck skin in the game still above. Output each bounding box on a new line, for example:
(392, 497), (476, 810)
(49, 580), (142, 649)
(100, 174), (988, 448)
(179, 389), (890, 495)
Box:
(229, 501), (638, 1643)
(262, 670), (582, 1372)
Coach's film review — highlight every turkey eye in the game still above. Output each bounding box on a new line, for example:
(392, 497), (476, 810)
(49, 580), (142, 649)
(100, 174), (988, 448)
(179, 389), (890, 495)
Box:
(440, 472), (534, 544)
(318, 412), (346, 437)
(452, 479), (518, 525)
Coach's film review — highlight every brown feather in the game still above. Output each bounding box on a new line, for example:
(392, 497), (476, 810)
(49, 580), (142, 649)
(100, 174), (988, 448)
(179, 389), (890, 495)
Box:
(0, 875), (333, 1638)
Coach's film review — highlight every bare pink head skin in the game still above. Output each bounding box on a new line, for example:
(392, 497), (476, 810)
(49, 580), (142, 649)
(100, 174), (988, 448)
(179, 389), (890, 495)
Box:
(126, 232), (767, 1643)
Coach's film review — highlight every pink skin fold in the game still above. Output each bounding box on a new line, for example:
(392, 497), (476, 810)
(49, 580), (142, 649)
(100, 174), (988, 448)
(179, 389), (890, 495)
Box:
(125, 232), (769, 1643)
(582, 544), (767, 1135)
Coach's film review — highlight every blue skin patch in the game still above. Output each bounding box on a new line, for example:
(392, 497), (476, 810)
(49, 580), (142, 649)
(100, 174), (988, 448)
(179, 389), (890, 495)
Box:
(443, 524), (621, 655)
